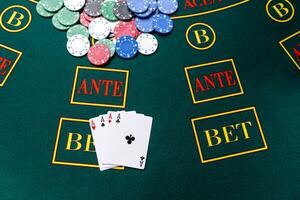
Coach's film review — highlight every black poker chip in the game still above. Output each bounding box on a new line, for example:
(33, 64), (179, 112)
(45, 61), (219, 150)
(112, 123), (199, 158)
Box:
(113, 0), (133, 21)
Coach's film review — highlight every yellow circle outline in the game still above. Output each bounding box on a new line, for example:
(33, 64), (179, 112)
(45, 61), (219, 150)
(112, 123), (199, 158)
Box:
(185, 22), (216, 51)
(266, 0), (294, 23)
(0, 5), (32, 33)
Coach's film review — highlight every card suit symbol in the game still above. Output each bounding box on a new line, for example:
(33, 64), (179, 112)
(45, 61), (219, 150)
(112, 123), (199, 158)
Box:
(125, 134), (135, 144)
(140, 156), (145, 167)
(91, 120), (96, 130)
(116, 119), (120, 123)
(101, 123), (105, 127)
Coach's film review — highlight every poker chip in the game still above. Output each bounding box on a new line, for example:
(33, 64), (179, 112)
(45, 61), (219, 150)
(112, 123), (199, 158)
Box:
(52, 13), (70, 30)
(113, 1), (133, 21)
(80, 12), (91, 27)
(67, 34), (90, 57)
(84, 0), (103, 17)
(116, 36), (138, 59)
(57, 7), (79, 26)
(89, 17), (111, 39)
(64, 0), (85, 11)
(127, 0), (150, 14)
(135, 0), (157, 18)
(135, 17), (154, 33)
(114, 21), (139, 39)
(36, 1), (54, 18)
(101, 0), (118, 21)
(87, 44), (111, 65)
(157, 0), (178, 15)
(67, 24), (89, 39)
(36, 0), (178, 66)
(153, 14), (173, 34)
(40, 0), (64, 13)
(96, 39), (116, 57)
(136, 33), (158, 55)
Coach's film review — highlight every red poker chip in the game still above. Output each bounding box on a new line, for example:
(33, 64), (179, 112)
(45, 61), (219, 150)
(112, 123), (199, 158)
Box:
(83, 11), (95, 22)
(80, 12), (90, 27)
(87, 44), (111, 66)
(113, 21), (139, 39)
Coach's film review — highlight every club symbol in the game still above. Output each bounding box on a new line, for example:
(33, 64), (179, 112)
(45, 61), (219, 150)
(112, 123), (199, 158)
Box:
(116, 119), (120, 123)
(140, 156), (145, 167)
(125, 134), (135, 144)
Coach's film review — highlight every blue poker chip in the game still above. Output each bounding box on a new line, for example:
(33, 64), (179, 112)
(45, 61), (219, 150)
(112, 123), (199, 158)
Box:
(135, 16), (154, 33)
(116, 36), (138, 59)
(157, 0), (178, 15)
(127, 0), (150, 13)
(153, 14), (174, 34)
(135, 0), (157, 18)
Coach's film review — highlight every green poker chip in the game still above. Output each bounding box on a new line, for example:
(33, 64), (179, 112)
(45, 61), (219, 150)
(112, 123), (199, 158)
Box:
(67, 24), (89, 39)
(96, 39), (116, 57)
(36, 1), (54, 18)
(101, 0), (118, 21)
(57, 7), (79, 26)
(40, 0), (64, 13)
(52, 13), (70, 30)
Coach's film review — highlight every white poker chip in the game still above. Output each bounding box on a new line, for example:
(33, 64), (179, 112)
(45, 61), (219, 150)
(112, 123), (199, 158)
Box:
(67, 34), (90, 57)
(136, 33), (158, 55)
(88, 17), (111, 40)
(64, 0), (85, 11)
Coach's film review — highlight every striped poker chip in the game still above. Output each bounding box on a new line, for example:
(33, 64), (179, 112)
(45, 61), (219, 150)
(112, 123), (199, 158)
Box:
(84, 0), (103, 17)
(116, 36), (138, 59)
(79, 12), (91, 27)
(36, 1), (54, 18)
(64, 0), (85, 11)
(57, 7), (79, 26)
(136, 33), (158, 55)
(67, 34), (90, 57)
(67, 24), (89, 39)
(135, 16), (154, 33)
(157, 0), (178, 15)
(96, 39), (116, 57)
(135, 0), (157, 18)
(52, 13), (70, 30)
(88, 17), (111, 39)
(113, 21), (138, 39)
(127, 0), (150, 13)
(113, 1), (133, 21)
(153, 13), (174, 34)
(87, 44), (111, 65)
(40, 0), (64, 13)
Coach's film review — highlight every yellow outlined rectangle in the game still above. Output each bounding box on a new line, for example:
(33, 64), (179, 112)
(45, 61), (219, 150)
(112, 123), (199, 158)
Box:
(70, 66), (129, 108)
(191, 107), (268, 164)
(52, 117), (124, 170)
(279, 30), (300, 70)
(184, 58), (244, 104)
(0, 44), (22, 87)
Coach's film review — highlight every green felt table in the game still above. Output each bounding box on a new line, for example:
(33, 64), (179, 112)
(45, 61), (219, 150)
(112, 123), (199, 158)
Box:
(0, 0), (299, 199)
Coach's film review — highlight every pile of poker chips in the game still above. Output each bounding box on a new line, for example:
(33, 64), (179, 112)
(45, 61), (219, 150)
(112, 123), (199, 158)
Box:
(36, 0), (178, 66)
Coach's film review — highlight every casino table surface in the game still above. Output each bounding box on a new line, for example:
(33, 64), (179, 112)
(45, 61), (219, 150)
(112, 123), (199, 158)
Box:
(0, 0), (299, 199)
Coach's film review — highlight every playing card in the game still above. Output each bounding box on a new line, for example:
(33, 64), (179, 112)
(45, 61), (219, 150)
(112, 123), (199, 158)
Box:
(101, 113), (153, 169)
(90, 111), (136, 171)
(90, 114), (116, 171)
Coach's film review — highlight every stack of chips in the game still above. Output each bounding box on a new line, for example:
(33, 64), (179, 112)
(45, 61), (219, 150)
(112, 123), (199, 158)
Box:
(36, 0), (178, 66)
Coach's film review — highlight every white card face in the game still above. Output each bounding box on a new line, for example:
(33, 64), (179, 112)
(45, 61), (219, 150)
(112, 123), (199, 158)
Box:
(90, 114), (116, 171)
(90, 111), (136, 171)
(101, 113), (153, 169)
